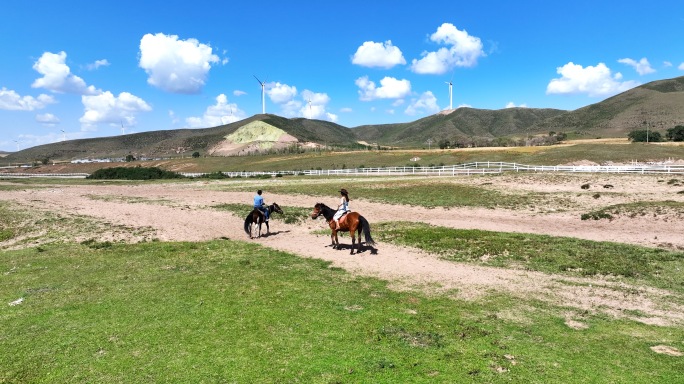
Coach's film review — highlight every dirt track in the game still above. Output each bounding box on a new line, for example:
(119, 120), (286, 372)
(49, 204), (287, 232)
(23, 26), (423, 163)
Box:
(2, 175), (684, 327)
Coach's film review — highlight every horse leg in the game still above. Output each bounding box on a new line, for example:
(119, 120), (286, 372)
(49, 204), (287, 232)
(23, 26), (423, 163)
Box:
(330, 229), (336, 249)
(265, 220), (270, 234)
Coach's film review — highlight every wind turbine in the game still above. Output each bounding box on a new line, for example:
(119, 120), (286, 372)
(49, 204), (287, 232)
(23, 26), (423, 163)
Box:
(253, 75), (266, 114)
(61, 129), (66, 141)
(13, 140), (19, 152)
(120, 120), (125, 135)
(307, 97), (312, 119)
(445, 80), (453, 110)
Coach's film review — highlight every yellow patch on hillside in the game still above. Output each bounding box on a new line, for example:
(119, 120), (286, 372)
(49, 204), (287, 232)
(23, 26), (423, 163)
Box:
(208, 120), (298, 156)
(225, 121), (296, 144)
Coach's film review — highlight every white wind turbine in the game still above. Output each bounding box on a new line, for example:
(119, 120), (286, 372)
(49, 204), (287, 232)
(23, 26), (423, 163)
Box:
(61, 129), (66, 141)
(445, 80), (453, 110)
(307, 97), (312, 119)
(254, 75), (266, 114)
(120, 120), (126, 135)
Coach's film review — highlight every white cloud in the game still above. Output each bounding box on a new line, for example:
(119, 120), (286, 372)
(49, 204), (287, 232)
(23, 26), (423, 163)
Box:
(79, 91), (151, 129)
(32, 51), (100, 95)
(233, 90), (247, 97)
(86, 59), (110, 70)
(505, 102), (527, 108)
(168, 110), (180, 124)
(300, 89), (334, 120)
(664, 61), (672, 67)
(355, 76), (411, 101)
(340, 107), (352, 113)
(404, 91), (440, 116)
(185, 94), (244, 128)
(267, 82), (298, 104)
(618, 57), (655, 75)
(410, 23), (485, 75)
(138, 33), (220, 94)
(36, 113), (60, 125)
(546, 62), (640, 97)
(0, 87), (55, 111)
(679, 62), (684, 70)
(351, 40), (406, 69)
(392, 99), (405, 107)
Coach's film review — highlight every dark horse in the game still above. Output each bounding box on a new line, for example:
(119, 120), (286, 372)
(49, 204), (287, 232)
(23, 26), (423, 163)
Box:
(310, 203), (375, 254)
(244, 203), (283, 239)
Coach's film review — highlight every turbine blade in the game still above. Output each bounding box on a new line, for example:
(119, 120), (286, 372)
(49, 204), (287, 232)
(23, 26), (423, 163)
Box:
(253, 75), (263, 85)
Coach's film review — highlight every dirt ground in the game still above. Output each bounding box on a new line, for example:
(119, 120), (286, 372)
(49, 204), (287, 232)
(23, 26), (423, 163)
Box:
(2, 173), (684, 327)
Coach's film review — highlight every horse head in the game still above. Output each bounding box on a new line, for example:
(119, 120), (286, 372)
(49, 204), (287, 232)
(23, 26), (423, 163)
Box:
(311, 203), (324, 219)
(271, 202), (283, 214)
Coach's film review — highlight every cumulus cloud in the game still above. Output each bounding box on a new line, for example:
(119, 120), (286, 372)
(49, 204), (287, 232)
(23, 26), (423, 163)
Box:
(36, 113), (60, 125)
(404, 91), (440, 116)
(618, 57), (655, 75)
(679, 63), (684, 70)
(86, 59), (110, 70)
(138, 33), (220, 94)
(355, 76), (411, 101)
(186, 94), (244, 128)
(267, 82), (298, 104)
(505, 102), (528, 108)
(546, 62), (640, 97)
(410, 23), (484, 75)
(32, 51), (100, 95)
(0, 87), (55, 111)
(351, 40), (406, 69)
(300, 90), (337, 121)
(79, 91), (151, 129)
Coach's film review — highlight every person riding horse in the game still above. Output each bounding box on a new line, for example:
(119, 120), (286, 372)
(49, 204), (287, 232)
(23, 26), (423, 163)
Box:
(253, 189), (270, 222)
(333, 188), (350, 230)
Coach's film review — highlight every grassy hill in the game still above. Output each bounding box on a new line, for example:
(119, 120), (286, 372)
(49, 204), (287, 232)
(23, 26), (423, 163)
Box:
(352, 107), (566, 146)
(530, 76), (684, 138)
(6, 114), (359, 162)
(6, 76), (684, 162)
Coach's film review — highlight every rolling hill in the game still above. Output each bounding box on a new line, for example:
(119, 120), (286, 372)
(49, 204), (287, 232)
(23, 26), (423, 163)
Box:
(6, 76), (684, 162)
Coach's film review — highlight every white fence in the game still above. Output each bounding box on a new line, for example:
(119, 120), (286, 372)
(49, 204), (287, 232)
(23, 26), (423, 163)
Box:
(183, 161), (684, 178)
(3, 161), (684, 179)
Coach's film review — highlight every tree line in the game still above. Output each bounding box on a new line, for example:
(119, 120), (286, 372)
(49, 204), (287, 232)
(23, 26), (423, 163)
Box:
(628, 125), (684, 142)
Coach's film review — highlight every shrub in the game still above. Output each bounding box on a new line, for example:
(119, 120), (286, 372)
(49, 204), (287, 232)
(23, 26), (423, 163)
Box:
(87, 167), (184, 180)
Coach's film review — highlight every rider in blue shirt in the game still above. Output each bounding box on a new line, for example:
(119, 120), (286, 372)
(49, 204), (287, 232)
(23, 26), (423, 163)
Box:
(254, 189), (270, 221)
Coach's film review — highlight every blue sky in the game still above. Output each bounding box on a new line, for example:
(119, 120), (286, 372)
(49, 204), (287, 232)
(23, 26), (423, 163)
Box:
(1, 1), (683, 152)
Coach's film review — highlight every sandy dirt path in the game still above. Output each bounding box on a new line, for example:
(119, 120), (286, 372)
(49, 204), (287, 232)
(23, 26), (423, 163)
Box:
(2, 181), (683, 327)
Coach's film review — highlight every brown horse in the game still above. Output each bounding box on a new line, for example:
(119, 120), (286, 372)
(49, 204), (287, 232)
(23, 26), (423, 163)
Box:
(244, 203), (283, 239)
(310, 203), (375, 254)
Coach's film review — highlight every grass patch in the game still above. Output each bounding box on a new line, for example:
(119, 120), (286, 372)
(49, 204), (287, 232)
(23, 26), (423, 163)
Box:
(212, 203), (312, 224)
(581, 201), (684, 221)
(373, 222), (684, 292)
(1, 240), (683, 383)
(213, 178), (559, 209)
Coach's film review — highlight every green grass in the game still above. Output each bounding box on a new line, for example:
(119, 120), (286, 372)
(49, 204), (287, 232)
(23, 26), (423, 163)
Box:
(212, 203), (312, 224)
(211, 178), (563, 209)
(581, 201), (684, 221)
(373, 222), (684, 293)
(2, 240), (683, 383)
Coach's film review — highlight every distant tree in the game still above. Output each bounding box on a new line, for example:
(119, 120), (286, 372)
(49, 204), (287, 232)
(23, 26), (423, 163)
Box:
(554, 132), (567, 142)
(628, 130), (662, 142)
(125, 154), (136, 162)
(666, 125), (684, 142)
(192, 151), (200, 158)
(438, 139), (450, 149)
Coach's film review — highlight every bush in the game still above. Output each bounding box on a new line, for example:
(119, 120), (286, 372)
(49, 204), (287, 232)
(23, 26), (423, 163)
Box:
(87, 167), (184, 180)
(628, 130), (662, 142)
(666, 125), (684, 141)
(192, 151), (200, 158)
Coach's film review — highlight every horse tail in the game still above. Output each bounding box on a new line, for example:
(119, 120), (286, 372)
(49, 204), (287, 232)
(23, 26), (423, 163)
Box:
(359, 215), (375, 246)
(244, 212), (252, 235)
